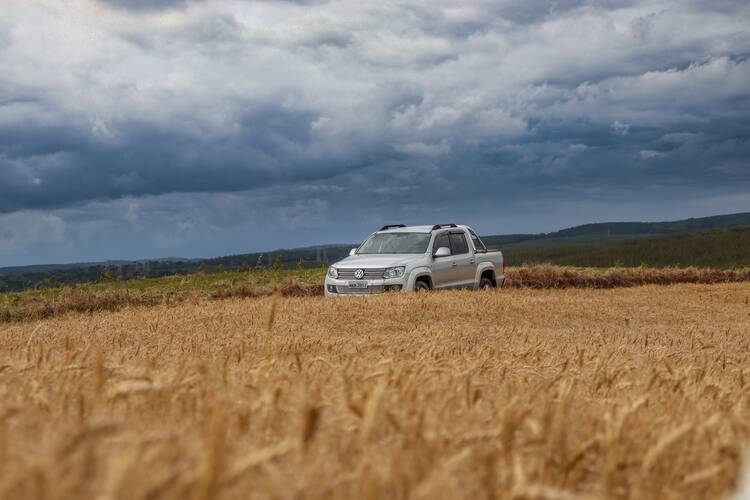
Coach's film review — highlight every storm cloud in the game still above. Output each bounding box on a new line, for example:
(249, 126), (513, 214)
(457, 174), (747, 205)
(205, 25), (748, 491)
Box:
(1, 0), (749, 265)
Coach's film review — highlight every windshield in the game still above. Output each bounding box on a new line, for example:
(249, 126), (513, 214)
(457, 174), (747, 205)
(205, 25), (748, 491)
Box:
(357, 232), (431, 254)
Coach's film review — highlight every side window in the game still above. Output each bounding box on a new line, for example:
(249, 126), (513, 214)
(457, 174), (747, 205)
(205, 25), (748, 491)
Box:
(469, 230), (486, 252)
(433, 233), (450, 253)
(449, 232), (469, 255)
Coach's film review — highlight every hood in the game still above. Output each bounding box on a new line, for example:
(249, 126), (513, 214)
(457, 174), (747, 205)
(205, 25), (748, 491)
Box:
(333, 253), (427, 268)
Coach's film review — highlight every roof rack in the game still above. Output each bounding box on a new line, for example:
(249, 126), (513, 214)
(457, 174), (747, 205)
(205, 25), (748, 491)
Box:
(379, 224), (407, 231)
(431, 224), (458, 231)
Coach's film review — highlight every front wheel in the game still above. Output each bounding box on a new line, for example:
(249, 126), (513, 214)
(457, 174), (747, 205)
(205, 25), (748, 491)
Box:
(479, 277), (494, 290)
(414, 280), (431, 292)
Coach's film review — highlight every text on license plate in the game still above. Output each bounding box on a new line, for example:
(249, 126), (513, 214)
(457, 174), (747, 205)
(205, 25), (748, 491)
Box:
(347, 281), (368, 288)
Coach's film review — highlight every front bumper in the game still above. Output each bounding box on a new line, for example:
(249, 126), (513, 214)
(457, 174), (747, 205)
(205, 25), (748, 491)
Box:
(324, 276), (407, 296)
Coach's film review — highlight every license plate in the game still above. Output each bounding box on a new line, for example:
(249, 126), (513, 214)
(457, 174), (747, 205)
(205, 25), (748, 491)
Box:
(348, 281), (368, 289)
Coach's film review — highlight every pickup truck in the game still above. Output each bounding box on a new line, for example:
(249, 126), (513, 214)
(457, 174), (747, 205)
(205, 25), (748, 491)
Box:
(324, 224), (505, 296)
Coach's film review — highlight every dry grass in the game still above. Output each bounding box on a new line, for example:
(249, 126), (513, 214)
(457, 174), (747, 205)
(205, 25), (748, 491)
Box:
(3, 265), (750, 323)
(1, 282), (749, 499)
(506, 264), (750, 289)
(0, 280), (322, 323)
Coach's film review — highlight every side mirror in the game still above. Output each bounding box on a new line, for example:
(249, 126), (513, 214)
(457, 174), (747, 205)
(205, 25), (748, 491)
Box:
(349, 248), (357, 256)
(434, 246), (451, 258)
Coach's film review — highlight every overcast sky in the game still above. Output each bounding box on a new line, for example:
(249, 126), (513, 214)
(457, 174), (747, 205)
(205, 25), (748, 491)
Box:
(1, 0), (749, 266)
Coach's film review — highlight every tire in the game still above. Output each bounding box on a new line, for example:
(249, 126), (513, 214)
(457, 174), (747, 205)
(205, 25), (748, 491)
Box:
(414, 280), (431, 292)
(479, 277), (494, 290)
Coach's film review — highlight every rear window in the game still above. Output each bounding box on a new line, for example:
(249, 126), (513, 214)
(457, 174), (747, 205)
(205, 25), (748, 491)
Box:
(469, 229), (486, 252)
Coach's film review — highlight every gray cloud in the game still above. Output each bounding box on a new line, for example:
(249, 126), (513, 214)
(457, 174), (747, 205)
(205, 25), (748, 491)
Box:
(0, 0), (749, 265)
(0, 24), (10, 51)
(98, 0), (202, 11)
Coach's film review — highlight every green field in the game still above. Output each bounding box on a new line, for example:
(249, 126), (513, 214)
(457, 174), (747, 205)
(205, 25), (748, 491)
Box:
(503, 227), (750, 268)
(0, 267), (326, 308)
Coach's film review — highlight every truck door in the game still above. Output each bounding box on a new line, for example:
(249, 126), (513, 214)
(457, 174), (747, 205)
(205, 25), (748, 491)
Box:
(449, 231), (476, 288)
(430, 232), (453, 288)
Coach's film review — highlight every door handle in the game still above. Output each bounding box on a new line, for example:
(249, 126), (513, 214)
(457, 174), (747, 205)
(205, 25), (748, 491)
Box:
(451, 262), (457, 267)
(470, 258), (475, 264)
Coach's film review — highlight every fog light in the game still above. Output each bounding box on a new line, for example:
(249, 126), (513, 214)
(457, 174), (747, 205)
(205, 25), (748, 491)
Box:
(385, 285), (402, 291)
(327, 285), (336, 293)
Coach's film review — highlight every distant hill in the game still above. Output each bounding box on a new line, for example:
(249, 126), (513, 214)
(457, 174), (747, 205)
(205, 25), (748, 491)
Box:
(481, 212), (750, 248)
(0, 260), (134, 276)
(549, 212), (750, 237)
(1, 212), (749, 293)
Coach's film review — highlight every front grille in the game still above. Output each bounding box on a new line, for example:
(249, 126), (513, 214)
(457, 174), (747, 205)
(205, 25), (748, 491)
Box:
(335, 285), (384, 295)
(337, 268), (386, 280)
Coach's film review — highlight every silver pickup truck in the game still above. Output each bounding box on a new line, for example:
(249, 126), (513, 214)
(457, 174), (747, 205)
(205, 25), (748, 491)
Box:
(324, 224), (505, 296)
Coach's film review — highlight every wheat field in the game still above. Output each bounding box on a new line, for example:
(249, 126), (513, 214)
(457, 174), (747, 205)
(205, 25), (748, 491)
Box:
(1, 283), (749, 499)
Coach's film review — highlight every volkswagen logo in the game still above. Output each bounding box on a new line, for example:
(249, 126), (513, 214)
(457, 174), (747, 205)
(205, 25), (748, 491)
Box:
(354, 269), (365, 280)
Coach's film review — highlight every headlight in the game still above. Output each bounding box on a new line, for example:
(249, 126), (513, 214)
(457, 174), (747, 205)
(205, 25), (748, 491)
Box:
(327, 267), (338, 279)
(383, 266), (405, 279)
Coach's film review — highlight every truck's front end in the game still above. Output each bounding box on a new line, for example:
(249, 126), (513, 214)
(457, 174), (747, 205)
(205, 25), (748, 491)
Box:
(324, 227), (432, 296)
